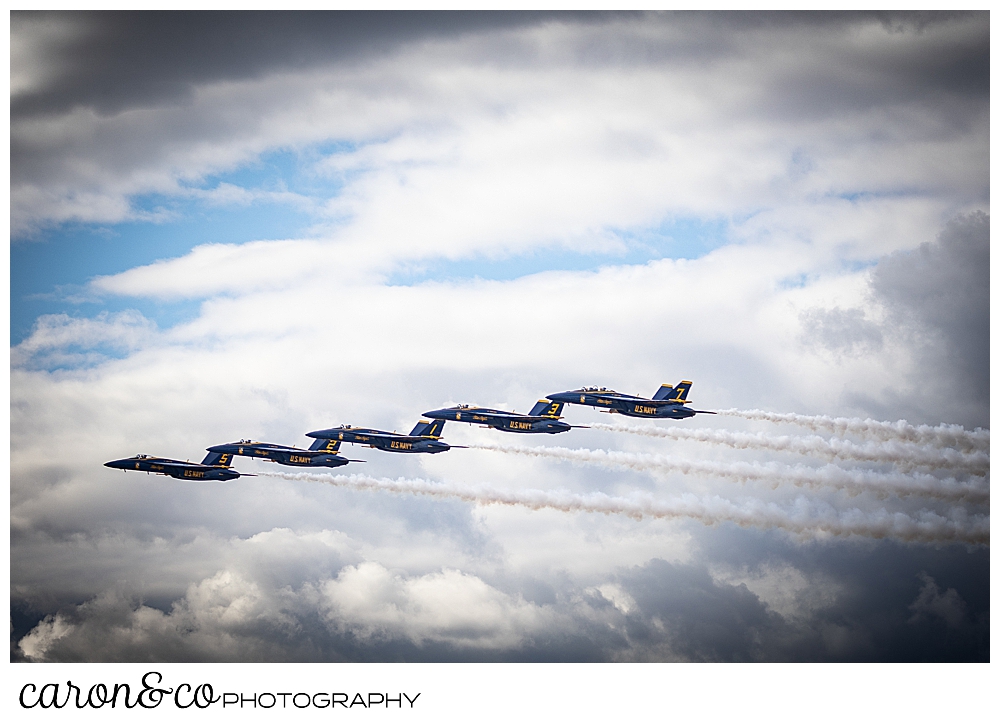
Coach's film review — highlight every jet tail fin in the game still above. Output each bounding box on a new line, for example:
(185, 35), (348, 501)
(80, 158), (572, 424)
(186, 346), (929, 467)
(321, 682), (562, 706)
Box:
(652, 383), (675, 401)
(410, 419), (446, 438)
(201, 451), (233, 467)
(666, 381), (693, 402)
(529, 400), (564, 417)
(309, 438), (342, 453)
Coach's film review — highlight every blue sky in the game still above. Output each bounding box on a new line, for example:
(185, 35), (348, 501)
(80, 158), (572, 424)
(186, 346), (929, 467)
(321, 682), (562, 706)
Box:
(12, 143), (734, 345)
(12, 148), (320, 343)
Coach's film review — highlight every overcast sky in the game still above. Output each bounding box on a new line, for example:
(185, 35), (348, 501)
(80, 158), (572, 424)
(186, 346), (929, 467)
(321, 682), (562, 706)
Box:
(10, 10), (989, 663)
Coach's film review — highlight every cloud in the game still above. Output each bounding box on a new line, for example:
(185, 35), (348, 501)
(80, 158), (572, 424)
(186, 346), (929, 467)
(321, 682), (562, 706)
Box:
(908, 572), (966, 628)
(11, 11), (560, 118)
(17, 613), (74, 661)
(316, 562), (556, 648)
(18, 573), (314, 663)
(90, 239), (343, 300)
(710, 561), (842, 622)
(19, 544), (988, 662)
(15, 554), (587, 662)
(11, 12), (986, 238)
(614, 559), (792, 662)
(868, 212), (989, 427)
(799, 307), (884, 357)
(11, 310), (157, 368)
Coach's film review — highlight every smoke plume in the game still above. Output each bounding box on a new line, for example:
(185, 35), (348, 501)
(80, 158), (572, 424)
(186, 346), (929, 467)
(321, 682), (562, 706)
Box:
(258, 471), (989, 545)
(469, 443), (989, 503)
(589, 422), (989, 475)
(716, 409), (989, 452)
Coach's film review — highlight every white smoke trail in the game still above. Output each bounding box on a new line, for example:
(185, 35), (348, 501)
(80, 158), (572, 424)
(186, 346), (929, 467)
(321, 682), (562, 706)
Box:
(258, 470), (989, 545)
(589, 422), (990, 475)
(716, 409), (989, 452)
(469, 443), (989, 504)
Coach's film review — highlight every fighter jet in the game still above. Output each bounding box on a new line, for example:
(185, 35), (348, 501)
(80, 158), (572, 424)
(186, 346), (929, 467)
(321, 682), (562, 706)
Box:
(422, 399), (575, 434)
(546, 381), (714, 420)
(104, 451), (243, 481)
(306, 419), (457, 454)
(205, 437), (361, 468)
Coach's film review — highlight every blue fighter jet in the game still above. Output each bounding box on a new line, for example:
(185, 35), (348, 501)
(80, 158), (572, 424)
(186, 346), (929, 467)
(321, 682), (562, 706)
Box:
(306, 419), (457, 454)
(422, 400), (575, 434)
(206, 437), (361, 468)
(104, 451), (243, 481)
(546, 381), (714, 420)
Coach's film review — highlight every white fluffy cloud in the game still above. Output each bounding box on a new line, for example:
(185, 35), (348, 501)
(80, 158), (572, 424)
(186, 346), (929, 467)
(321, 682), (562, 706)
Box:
(316, 562), (557, 648)
(11, 310), (157, 368)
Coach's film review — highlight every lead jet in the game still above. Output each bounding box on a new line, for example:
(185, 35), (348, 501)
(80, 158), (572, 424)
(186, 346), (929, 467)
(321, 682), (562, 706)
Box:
(422, 400), (574, 434)
(104, 451), (243, 481)
(205, 437), (361, 469)
(546, 381), (714, 420)
(306, 419), (457, 454)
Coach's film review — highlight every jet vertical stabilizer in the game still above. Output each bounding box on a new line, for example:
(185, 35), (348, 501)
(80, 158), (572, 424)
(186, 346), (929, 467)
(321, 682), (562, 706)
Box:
(528, 400), (565, 417)
(651, 383), (676, 401)
(668, 381), (693, 402)
(201, 451), (233, 466)
(309, 438), (342, 453)
(410, 419), (446, 437)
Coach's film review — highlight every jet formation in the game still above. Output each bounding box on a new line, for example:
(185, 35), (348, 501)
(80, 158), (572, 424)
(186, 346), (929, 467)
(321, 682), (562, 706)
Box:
(105, 380), (711, 478)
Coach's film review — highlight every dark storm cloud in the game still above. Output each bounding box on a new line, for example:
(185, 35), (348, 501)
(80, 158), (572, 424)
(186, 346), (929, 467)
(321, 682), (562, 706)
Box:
(661, 526), (990, 662)
(638, 11), (988, 108)
(19, 528), (987, 662)
(11, 10), (585, 118)
(750, 12), (988, 122)
(615, 559), (791, 662)
(13, 11), (986, 119)
(867, 212), (989, 427)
